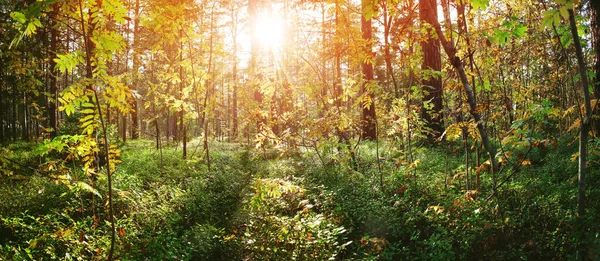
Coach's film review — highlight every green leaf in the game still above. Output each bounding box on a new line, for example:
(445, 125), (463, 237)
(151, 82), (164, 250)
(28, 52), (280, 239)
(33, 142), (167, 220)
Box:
(494, 30), (510, 45)
(25, 22), (38, 36)
(55, 53), (81, 74)
(541, 10), (557, 30)
(512, 24), (527, 38)
(470, 0), (490, 10)
(558, 6), (569, 20)
(80, 109), (95, 114)
(81, 102), (95, 108)
(10, 12), (26, 24)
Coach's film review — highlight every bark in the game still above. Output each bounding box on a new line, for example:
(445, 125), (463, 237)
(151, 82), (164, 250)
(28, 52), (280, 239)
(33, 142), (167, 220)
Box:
(77, 0), (115, 258)
(231, 3), (238, 140)
(21, 93), (28, 140)
(12, 79), (17, 140)
(130, 0), (140, 139)
(419, 0), (443, 140)
(591, 0), (600, 136)
(0, 71), (4, 141)
(567, 7), (592, 260)
(334, 1), (342, 107)
(48, 3), (59, 138)
(383, 1), (399, 98)
(179, 28), (186, 159)
(360, 0), (377, 140)
(321, 4), (328, 105)
(431, 4), (498, 176)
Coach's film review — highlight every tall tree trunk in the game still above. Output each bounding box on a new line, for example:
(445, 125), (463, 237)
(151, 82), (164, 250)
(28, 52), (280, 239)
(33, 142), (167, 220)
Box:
(334, 1), (342, 107)
(383, 1), (399, 98)
(567, 6), (593, 260)
(231, 3), (238, 140)
(591, 0), (600, 137)
(203, 8), (216, 171)
(432, 2), (498, 179)
(321, 3), (328, 109)
(121, 114), (127, 142)
(77, 0), (115, 259)
(0, 71), (4, 141)
(21, 92), (28, 141)
(12, 79), (17, 140)
(130, 0), (140, 139)
(48, 3), (59, 138)
(420, 0), (443, 140)
(179, 28), (186, 159)
(360, 0), (377, 140)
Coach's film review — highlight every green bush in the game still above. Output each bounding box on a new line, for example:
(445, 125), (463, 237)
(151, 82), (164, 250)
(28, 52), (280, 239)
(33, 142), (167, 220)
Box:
(240, 178), (351, 260)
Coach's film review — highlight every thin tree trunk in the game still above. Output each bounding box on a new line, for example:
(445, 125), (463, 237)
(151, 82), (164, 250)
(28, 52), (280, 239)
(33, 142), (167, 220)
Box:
(78, 0), (115, 259)
(383, 2), (399, 98)
(22, 92), (28, 141)
(48, 3), (59, 138)
(0, 72), (4, 141)
(432, 3), (498, 183)
(131, 0), (140, 139)
(231, 3), (238, 140)
(179, 28), (186, 159)
(203, 8), (216, 171)
(567, 6), (593, 261)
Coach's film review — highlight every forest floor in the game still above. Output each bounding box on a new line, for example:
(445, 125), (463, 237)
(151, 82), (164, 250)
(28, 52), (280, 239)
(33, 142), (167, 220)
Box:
(1, 137), (599, 260)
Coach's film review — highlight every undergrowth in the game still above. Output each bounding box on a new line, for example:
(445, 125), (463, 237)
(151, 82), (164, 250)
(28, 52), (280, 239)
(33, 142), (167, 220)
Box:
(0, 137), (598, 260)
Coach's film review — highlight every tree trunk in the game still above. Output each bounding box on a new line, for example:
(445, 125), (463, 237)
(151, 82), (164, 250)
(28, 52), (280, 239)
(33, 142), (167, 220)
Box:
(383, 1), (399, 98)
(419, 0), (443, 140)
(77, 0), (115, 259)
(360, 0), (377, 140)
(130, 0), (140, 139)
(179, 28), (186, 159)
(591, 0), (600, 137)
(334, 1), (343, 107)
(0, 72), (4, 141)
(121, 114), (127, 142)
(48, 3), (59, 138)
(12, 80), (17, 140)
(231, 3), (238, 140)
(20, 92), (28, 141)
(567, 6), (593, 260)
(432, 3), (498, 178)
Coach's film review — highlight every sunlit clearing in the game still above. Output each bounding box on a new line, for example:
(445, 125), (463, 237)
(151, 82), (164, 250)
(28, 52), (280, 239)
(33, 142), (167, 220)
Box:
(255, 12), (285, 51)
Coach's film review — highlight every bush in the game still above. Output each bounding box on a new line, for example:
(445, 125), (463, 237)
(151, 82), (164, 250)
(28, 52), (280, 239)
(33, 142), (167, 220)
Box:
(239, 178), (351, 260)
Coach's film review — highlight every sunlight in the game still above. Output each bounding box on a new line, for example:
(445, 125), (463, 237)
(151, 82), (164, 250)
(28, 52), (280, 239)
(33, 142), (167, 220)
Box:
(254, 11), (285, 51)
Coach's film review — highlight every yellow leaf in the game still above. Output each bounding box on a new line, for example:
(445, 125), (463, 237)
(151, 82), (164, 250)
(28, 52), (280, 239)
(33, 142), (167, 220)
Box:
(571, 152), (579, 162)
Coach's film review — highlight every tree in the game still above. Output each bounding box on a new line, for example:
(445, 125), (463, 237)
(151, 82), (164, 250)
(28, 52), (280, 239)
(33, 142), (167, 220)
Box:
(360, 0), (377, 140)
(591, 0), (600, 137)
(419, 0), (443, 140)
(230, 0), (240, 140)
(47, 2), (59, 138)
(131, 0), (141, 140)
(430, 0), (498, 184)
(566, 2), (593, 260)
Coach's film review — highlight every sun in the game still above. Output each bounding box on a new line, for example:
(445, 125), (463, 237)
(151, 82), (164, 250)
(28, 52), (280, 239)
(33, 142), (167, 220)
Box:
(254, 11), (285, 51)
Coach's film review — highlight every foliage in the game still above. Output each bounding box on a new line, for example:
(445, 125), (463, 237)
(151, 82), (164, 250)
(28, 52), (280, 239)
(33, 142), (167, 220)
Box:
(0, 0), (599, 259)
(239, 178), (351, 260)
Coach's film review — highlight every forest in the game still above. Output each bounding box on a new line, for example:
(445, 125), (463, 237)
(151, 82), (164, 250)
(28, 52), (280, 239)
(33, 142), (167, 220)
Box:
(0, 0), (599, 259)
